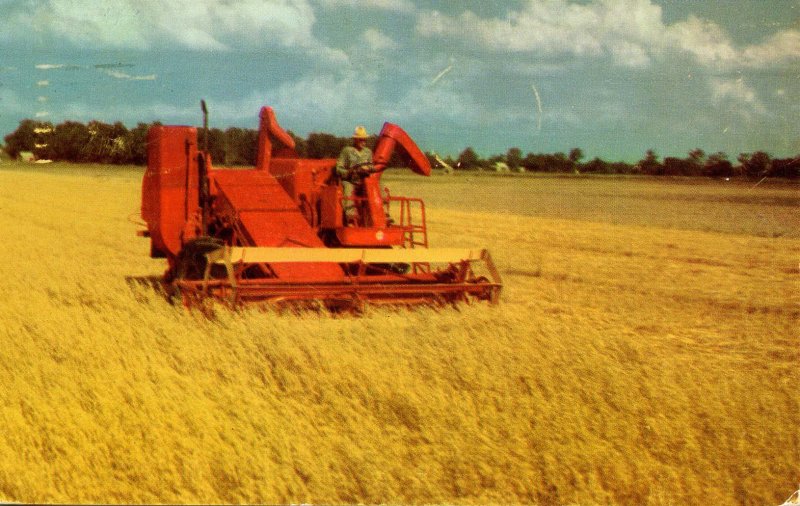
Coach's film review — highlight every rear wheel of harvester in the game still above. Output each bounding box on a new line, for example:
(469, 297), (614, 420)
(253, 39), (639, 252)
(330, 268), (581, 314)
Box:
(169, 237), (226, 313)
(174, 236), (225, 280)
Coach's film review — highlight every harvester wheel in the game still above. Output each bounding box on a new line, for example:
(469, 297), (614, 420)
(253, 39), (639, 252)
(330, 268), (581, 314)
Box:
(175, 236), (225, 281)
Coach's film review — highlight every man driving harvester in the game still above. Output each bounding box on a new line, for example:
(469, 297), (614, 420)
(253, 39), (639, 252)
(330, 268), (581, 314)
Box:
(335, 125), (378, 222)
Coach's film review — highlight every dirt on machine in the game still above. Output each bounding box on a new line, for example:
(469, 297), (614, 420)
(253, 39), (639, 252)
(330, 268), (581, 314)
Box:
(138, 103), (501, 310)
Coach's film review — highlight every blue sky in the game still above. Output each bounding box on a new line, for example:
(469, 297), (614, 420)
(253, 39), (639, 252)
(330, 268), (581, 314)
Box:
(1, 0), (799, 161)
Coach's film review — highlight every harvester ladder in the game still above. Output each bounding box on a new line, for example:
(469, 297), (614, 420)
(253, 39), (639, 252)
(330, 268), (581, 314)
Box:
(394, 197), (428, 249)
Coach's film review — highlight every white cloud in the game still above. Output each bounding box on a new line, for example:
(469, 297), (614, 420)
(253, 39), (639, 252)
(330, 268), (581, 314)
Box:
(710, 77), (766, 117)
(34, 62), (158, 80)
(416, 0), (800, 70)
(361, 29), (396, 51)
(416, 0), (664, 67)
(314, 0), (415, 14)
(30, 0), (150, 49)
(742, 30), (800, 67)
(400, 85), (476, 121)
(608, 39), (652, 67)
(202, 0), (318, 48)
(269, 74), (379, 129)
(664, 16), (738, 66)
(145, 74), (383, 134)
(8, 0), (320, 50)
(664, 16), (800, 70)
(104, 70), (157, 81)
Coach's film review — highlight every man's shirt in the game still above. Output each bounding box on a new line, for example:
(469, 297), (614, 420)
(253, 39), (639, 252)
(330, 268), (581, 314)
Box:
(336, 146), (373, 182)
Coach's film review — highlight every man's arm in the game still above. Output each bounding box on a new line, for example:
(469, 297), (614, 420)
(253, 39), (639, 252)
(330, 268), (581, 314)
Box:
(335, 147), (351, 180)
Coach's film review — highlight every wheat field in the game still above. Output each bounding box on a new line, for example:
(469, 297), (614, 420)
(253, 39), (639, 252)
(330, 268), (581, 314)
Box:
(0, 163), (797, 505)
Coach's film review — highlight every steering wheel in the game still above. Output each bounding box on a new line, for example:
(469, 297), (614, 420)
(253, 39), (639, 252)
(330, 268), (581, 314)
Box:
(349, 162), (377, 178)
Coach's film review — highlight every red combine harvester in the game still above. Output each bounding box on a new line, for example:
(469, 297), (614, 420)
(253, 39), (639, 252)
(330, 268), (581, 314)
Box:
(139, 104), (501, 309)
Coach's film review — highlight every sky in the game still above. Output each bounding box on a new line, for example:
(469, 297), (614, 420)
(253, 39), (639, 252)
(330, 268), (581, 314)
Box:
(1, 0), (799, 162)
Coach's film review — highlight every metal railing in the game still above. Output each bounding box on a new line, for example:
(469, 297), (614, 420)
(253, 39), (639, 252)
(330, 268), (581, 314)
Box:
(341, 190), (428, 249)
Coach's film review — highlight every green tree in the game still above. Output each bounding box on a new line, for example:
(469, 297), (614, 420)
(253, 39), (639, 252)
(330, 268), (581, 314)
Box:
(127, 122), (154, 165)
(108, 122), (131, 164)
(688, 148), (705, 165)
(705, 152), (733, 178)
(637, 149), (662, 175)
(522, 152), (546, 172)
(457, 147), (481, 170)
(241, 129), (259, 165)
(682, 148), (706, 176)
(82, 121), (129, 163)
(663, 157), (693, 176)
(547, 152), (571, 172)
(223, 127), (260, 165)
(506, 147), (523, 170)
(198, 127), (225, 165)
(610, 162), (634, 174)
(583, 157), (609, 173)
(771, 157), (800, 178)
(738, 151), (772, 178)
(568, 147), (584, 173)
(307, 132), (348, 159)
(49, 121), (90, 162)
(3, 119), (39, 159)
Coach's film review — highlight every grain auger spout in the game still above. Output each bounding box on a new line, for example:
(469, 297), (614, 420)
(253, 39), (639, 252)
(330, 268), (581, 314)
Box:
(139, 103), (502, 309)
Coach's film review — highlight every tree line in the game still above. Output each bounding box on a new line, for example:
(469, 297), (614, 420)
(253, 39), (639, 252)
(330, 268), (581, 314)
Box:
(447, 146), (799, 179)
(1, 118), (409, 167)
(3, 118), (798, 178)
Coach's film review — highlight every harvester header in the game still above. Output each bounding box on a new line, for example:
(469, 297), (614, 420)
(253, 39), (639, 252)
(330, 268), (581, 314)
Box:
(139, 104), (501, 309)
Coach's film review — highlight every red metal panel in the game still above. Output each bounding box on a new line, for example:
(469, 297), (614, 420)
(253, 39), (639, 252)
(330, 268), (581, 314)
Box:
(319, 185), (343, 229)
(269, 158), (334, 201)
(360, 177), (387, 228)
(212, 170), (344, 281)
(141, 126), (198, 258)
(335, 227), (404, 247)
(255, 106), (296, 170)
(374, 123), (431, 176)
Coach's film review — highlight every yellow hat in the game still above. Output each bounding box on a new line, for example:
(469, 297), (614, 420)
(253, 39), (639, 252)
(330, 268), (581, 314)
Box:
(352, 126), (369, 139)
